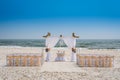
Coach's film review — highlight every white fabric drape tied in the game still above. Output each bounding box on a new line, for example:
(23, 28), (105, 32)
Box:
(62, 37), (76, 48)
(45, 36), (77, 62)
(46, 37), (59, 48)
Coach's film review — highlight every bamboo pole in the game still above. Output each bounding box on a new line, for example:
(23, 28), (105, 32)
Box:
(76, 54), (79, 65)
(7, 56), (13, 66)
(109, 56), (113, 67)
(37, 56), (41, 66)
(79, 55), (84, 67)
(14, 56), (20, 66)
(22, 56), (27, 66)
(105, 56), (109, 67)
(95, 56), (99, 67)
(27, 55), (31, 66)
(84, 56), (87, 67)
(34, 56), (39, 66)
(87, 56), (91, 67)
(99, 56), (102, 67)
(30, 56), (34, 66)
(103, 56), (106, 67)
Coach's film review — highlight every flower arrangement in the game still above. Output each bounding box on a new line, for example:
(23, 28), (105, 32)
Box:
(72, 48), (76, 53)
(45, 48), (50, 52)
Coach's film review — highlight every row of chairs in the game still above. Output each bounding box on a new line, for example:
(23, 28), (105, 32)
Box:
(6, 53), (44, 66)
(76, 54), (114, 67)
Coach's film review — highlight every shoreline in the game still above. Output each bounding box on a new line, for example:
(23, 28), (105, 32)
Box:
(0, 46), (120, 50)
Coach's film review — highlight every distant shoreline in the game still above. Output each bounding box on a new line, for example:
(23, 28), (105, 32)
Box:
(0, 39), (120, 49)
(0, 46), (120, 50)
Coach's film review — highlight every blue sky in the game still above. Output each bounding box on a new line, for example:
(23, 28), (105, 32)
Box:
(0, 0), (120, 39)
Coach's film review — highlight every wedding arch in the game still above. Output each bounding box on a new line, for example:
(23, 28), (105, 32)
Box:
(43, 33), (79, 49)
(43, 32), (79, 61)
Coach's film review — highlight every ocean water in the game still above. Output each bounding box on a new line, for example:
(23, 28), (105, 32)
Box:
(0, 39), (120, 49)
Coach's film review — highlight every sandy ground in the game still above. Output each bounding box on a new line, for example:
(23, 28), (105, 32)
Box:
(0, 47), (120, 80)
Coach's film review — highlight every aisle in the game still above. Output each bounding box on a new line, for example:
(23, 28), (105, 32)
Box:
(40, 62), (85, 72)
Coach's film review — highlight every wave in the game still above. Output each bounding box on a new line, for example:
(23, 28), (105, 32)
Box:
(0, 39), (120, 49)
(0, 46), (44, 48)
(0, 46), (23, 48)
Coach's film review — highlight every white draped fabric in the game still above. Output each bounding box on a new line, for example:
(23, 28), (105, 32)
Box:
(46, 52), (51, 61)
(62, 37), (76, 48)
(46, 37), (59, 48)
(71, 52), (76, 62)
(45, 36), (77, 62)
(46, 37), (76, 48)
(46, 36), (76, 48)
(62, 37), (76, 62)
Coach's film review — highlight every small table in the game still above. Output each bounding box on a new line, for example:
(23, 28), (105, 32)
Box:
(55, 53), (65, 61)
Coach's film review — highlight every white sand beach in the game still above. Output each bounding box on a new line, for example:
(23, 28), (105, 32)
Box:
(0, 47), (120, 80)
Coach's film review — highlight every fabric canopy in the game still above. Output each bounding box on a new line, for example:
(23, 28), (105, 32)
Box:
(46, 37), (59, 48)
(45, 36), (76, 48)
(62, 37), (76, 48)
